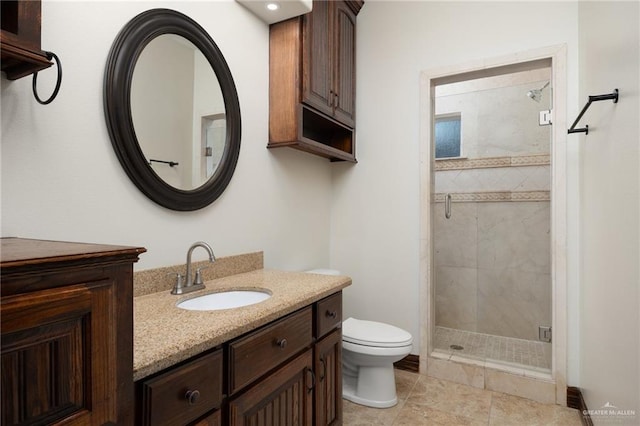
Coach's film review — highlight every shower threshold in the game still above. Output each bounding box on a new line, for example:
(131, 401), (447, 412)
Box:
(433, 326), (551, 373)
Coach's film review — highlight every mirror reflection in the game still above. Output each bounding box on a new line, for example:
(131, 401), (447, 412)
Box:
(130, 34), (225, 191)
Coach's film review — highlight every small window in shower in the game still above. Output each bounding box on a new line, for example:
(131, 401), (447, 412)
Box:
(435, 114), (461, 158)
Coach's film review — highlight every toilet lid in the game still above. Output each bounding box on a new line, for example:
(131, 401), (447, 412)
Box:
(342, 317), (413, 348)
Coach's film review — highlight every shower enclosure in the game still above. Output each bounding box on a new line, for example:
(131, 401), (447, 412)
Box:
(431, 67), (552, 373)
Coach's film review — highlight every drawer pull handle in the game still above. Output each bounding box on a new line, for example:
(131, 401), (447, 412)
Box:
(276, 338), (288, 349)
(326, 310), (337, 319)
(185, 389), (200, 405)
(306, 368), (316, 393)
(319, 358), (326, 381)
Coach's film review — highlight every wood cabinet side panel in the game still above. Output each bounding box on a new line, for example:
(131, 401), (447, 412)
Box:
(111, 264), (135, 426)
(269, 18), (303, 145)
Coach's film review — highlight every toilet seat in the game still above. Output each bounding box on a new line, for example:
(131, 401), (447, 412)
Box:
(342, 317), (413, 348)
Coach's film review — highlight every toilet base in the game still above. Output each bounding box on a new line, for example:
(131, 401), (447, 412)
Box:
(342, 365), (398, 408)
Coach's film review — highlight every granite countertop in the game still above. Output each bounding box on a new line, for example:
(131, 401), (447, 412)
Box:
(134, 269), (351, 381)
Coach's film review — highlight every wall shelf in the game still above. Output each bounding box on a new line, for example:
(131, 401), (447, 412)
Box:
(1, 0), (53, 80)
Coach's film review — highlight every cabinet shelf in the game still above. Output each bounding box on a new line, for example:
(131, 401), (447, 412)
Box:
(269, 105), (356, 162)
(1, 0), (53, 80)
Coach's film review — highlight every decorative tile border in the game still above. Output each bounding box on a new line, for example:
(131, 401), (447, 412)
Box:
(434, 191), (550, 203)
(435, 154), (550, 171)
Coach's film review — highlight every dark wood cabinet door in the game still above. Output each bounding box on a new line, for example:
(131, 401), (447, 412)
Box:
(302, 0), (334, 118)
(1, 282), (112, 425)
(303, 0), (357, 128)
(229, 350), (314, 426)
(314, 329), (343, 426)
(332, 1), (357, 128)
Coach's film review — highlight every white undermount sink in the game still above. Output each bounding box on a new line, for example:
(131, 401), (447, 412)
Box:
(177, 290), (271, 311)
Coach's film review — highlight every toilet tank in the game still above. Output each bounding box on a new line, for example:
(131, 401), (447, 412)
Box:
(305, 269), (341, 275)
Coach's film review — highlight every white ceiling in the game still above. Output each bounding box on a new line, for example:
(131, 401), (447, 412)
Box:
(235, 0), (312, 25)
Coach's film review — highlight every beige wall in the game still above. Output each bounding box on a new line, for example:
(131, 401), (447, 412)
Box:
(1, 1), (334, 272)
(578, 2), (639, 422)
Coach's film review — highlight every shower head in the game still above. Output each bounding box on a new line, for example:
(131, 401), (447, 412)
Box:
(527, 81), (550, 103)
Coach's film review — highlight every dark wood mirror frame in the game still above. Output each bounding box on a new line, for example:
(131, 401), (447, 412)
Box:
(104, 8), (241, 211)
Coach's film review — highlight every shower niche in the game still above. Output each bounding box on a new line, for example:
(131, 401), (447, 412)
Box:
(432, 66), (553, 372)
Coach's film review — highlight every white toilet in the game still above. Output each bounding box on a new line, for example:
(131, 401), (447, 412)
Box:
(305, 269), (413, 409)
(342, 317), (413, 408)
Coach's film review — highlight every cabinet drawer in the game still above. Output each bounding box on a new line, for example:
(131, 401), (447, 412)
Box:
(139, 349), (223, 426)
(316, 292), (342, 338)
(229, 307), (313, 394)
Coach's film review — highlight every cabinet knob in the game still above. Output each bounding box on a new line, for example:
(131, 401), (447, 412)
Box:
(326, 310), (337, 319)
(276, 338), (288, 349)
(185, 389), (200, 405)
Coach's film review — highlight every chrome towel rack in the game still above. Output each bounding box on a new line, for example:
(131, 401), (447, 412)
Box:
(568, 89), (619, 135)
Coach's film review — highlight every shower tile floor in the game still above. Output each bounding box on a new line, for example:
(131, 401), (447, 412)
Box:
(434, 326), (552, 371)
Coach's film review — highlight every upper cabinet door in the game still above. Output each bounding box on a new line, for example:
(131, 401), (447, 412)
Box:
(332, 1), (357, 128)
(302, 0), (334, 118)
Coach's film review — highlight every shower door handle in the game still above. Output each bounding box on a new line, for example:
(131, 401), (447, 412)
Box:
(445, 193), (452, 219)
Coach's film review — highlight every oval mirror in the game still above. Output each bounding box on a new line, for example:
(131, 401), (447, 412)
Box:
(104, 9), (241, 211)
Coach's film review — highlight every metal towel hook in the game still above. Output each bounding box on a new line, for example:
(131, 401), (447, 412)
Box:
(32, 51), (62, 105)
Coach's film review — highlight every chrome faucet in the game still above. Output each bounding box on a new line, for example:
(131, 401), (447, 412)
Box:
(171, 241), (216, 295)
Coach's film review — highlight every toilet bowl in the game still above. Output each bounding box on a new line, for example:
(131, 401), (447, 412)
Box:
(342, 317), (413, 408)
(304, 269), (413, 408)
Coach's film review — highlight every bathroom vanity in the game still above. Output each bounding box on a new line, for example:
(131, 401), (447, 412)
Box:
(0, 240), (348, 425)
(133, 269), (349, 425)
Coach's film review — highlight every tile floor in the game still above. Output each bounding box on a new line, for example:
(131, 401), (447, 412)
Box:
(343, 369), (582, 425)
(434, 326), (552, 371)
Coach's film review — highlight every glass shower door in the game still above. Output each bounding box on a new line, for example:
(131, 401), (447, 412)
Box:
(432, 67), (553, 372)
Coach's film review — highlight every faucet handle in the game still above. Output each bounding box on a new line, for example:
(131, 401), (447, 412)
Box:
(169, 273), (185, 295)
(193, 267), (210, 286)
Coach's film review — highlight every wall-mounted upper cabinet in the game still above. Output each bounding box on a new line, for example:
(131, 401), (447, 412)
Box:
(269, 0), (364, 162)
(1, 0), (53, 80)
